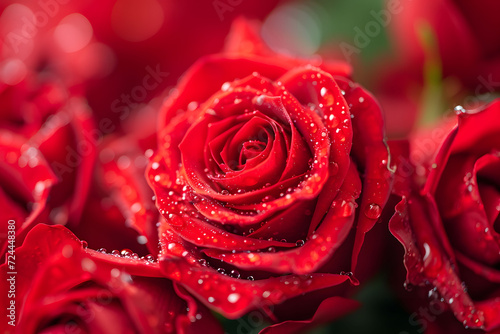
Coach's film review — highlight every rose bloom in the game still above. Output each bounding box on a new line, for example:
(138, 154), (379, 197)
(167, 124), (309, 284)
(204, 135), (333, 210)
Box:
(0, 224), (222, 334)
(390, 100), (500, 331)
(147, 19), (394, 326)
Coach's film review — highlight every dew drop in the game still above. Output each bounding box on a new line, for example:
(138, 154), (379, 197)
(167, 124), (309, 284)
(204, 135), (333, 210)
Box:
(121, 249), (133, 258)
(364, 203), (382, 220)
(454, 105), (466, 114)
(221, 82), (231, 91)
(403, 281), (414, 291)
(295, 240), (305, 247)
(230, 270), (241, 279)
(227, 293), (240, 303)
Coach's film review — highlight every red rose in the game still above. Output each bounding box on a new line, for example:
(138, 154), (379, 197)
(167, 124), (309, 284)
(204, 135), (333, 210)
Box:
(0, 71), (97, 256)
(0, 66), (159, 259)
(147, 19), (393, 323)
(390, 100), (500, 331)
(0, 224), (222, 334)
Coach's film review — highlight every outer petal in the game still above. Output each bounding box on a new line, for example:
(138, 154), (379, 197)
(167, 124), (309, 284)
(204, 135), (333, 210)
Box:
(279, 66), (353, 235)
(31, 99), (97, 224)
(157, 219), (351, 319)
(389, 194), (485, 329)
(335, 78), (394, 272)
(259, 296), (360, 334)
(96, 137), (159, 256)
(0, 224), (221, 334)
(0, 131), (57, 257)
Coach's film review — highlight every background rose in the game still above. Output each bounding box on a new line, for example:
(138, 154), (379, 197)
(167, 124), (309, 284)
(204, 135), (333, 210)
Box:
(147, 19), (393, 325)
(389, 100), (500, 331)
(390, 0), (500, 92)
(0, 224), (222, 334)
(0, 69), (160, 259)
(0, 0), (285, 132)
(371, 0), (500, 139)
(0, 68), (96, 257)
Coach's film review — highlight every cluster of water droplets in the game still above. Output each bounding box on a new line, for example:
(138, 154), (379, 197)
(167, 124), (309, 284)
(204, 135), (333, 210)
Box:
(78, 240), (157, 264)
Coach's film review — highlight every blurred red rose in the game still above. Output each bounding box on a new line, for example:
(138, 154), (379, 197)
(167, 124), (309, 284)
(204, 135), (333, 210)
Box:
(0, 0), (285, 130)
(147, 19), (394, 325)
(0, 65), (159, 260)
(390, 100), (500, 331)
(390, 0), (500, 92)
(0, 224), (222, 334)
(371, 0), (500, 139)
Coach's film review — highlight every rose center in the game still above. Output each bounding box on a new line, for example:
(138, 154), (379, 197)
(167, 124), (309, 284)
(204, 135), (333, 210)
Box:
(239, 140), (267, 165)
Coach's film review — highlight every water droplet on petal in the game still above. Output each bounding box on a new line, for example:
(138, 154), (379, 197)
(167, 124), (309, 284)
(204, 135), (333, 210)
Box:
(227, 293), (241, 303)
(364, 203), (382, 220)
(221, 82), (231, 91)
(295, 240), (305, 247)
(454, 105), (466, 114)
(230, 270), (241, 279)
(121, 249), (133, 258)
(403, 281), (414, 291)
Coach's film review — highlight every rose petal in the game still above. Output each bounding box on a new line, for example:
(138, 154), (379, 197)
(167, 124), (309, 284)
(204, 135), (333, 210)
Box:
(279, 66), (353, 234)
(97, 137), (159, 256)
(389, 194), (486, 329)
(259, 296), (360, 334)
(0, 131), (57, 257)
(203, 162), (361, 275)
(335, 78), (394, 272)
